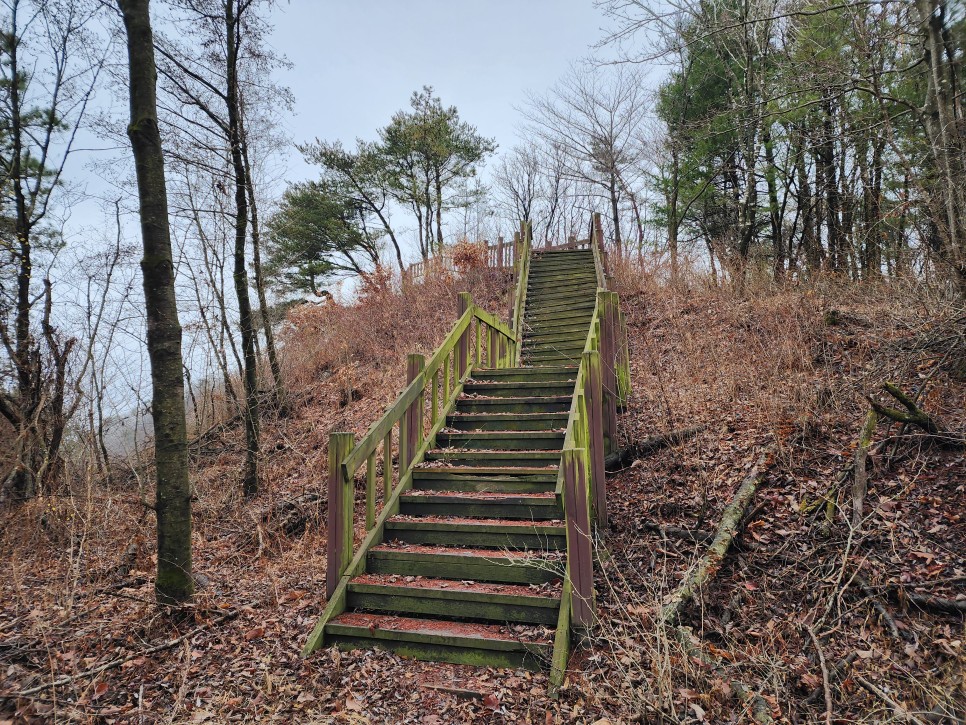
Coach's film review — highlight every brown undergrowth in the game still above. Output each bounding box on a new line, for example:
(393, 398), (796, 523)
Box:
(1, 257), (964, 723)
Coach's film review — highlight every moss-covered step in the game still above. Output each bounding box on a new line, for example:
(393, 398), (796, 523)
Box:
(346, 575), (561, 624)
(399, 491), (563, 519)
(462, 381), (575, 398)
(525, 298), (597, 317)
(424, 450), (562, 467)
(436, 430), (564, 450)
(470, 367), (577, 383)
(445, 412), (569, 432)
(523, 350), (581, 365)
(522, 333), (588, 346)
(324, 612), (551, 670)
(527, 279), (597, 292)
(384, 517), (567, 549)
(525, 305), (596, 322)
(521, 322), (594, 339)
(366, 544), (565, 583)
(527, 280), (599, 295)
(455, 396), (572, 413)
(410, 469), (557, 493)
(522, 342), (586, 354)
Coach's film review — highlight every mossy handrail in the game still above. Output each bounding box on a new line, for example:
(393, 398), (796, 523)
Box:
(510, 221), (533, 365)
(548, 213), (630, 693)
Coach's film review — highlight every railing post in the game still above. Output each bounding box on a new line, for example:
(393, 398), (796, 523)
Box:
(326, 431), (355, 598)
(401, 353), (425, 472)
(598, 291), (618, 455)
(616, 305), (631, 409)
(583, 351), (608, 528)
(593, 212), (609, 279)
(563, 448), (595, 628)
(497, 235), (504, 268)
(456, 292), (472, 377)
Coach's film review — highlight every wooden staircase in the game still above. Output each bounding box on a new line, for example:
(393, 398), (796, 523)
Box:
(304, 218), (630, 688)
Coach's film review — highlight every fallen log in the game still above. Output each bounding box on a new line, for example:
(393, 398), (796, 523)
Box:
(888, 589), (966, 616)
(659, 451), (772, 627)
(671, 625), (775, 724)
(604, 425), (707, 470)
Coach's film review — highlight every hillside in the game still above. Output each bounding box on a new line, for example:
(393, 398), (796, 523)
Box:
(1, 260), (963, 723)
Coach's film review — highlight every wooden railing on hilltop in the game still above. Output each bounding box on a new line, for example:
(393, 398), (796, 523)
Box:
(405, 236), (518, 284)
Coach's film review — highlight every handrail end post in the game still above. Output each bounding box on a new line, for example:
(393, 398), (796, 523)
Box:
(326, 431), (355, 598)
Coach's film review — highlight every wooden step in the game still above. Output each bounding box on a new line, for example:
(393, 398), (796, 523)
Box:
(367, 544), (565, 583)
(524, 352), (583, 365)
(522, 321), (593, 338)
(470, 366), (576, 383)
(411, 468), (557, 493)
(462, 380), (574, 398)
(399, 491), (562, 519)
(347, 574), (561, 624)
(527, 275), (598, 288)
(324, 612), (551, 670)
(385, 517), (566, 550)
(445, 412), (569, 432)
(455, 395), (571, 413)
(523, 341), (587, 355)
(436, 430), (565, 450)
(527, 280), (600, 295)
(526, 298), (596, 316)
(527, 291), (599, 307)
(424, 450), (561, 467)
(523, 332), (588, 344)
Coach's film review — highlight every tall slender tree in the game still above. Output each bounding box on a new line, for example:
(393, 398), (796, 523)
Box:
(117, 0), (193, 604)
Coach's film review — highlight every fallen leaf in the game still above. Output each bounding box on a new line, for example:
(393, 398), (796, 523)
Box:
(244, 626), (265, 641)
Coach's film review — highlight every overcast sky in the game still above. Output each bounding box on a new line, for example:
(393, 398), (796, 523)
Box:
(268, 0), (616, 181)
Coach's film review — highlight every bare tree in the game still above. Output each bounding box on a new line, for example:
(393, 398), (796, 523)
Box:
(117, 0), (194, 604)
(521, 65), (649, 257)
(0, 0), (105, 500)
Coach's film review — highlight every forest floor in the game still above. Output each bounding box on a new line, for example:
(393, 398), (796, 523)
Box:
(1, 264), (964, 724)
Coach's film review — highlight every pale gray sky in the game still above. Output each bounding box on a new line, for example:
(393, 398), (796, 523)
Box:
(269, 0), (615, 181)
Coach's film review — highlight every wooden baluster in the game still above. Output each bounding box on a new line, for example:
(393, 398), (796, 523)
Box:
(487, 326), (496, 368)
(497, 235), (504, 269)
(563, 448), (595, 628)
(366, 451), (376, 530)
(326, 431), (355, 598)
(475, 317), (482, 368)
(443, 351), (451, 403)
(383, 431), (392, 499)
(431, 370), (439, 427)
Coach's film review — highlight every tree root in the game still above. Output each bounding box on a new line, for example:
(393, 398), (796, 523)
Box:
(604, 425), (707, 470)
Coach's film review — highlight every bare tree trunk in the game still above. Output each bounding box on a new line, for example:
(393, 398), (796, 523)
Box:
(118, 0), (193, 605)
(224, 0), (259, 497)
(238, 110), (284, 403)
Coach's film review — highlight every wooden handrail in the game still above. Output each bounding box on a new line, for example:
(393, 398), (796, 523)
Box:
(511, 221), (533, 364)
